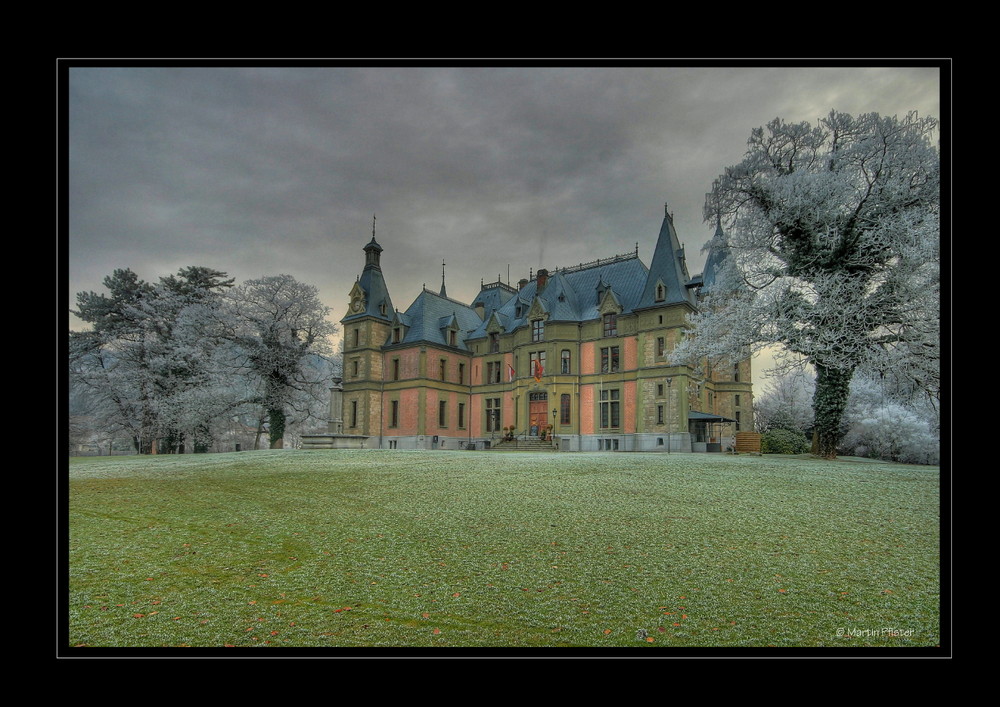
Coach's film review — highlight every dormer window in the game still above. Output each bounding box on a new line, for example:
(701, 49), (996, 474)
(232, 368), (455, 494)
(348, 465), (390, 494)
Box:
(489, 332), (500, 353)
(449, 330), (457, 347)
(655, 283), (666, 302)
(393, 327), (402, 343)
(532, 319), (544, 342)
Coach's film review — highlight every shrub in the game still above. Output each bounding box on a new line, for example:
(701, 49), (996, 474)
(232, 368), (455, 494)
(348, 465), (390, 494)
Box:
(761, 428), (810, 455)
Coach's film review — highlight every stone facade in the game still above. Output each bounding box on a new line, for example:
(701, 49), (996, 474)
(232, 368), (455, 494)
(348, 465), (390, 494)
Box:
(340, 206), (753, 452)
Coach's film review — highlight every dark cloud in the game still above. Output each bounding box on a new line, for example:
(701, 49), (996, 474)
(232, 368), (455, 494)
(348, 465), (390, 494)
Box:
(67, 63), (942, 359)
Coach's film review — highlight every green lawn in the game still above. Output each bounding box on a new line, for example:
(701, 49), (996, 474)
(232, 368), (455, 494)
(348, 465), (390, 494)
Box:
(68, 450), (941, 649)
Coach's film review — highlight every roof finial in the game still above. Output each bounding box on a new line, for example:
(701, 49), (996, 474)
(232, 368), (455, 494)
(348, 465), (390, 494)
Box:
(440, 259), (447, 297)
(372, 213), (376, 238)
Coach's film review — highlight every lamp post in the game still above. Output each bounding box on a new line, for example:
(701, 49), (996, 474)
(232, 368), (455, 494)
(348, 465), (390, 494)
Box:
(552, 408), (557, 445)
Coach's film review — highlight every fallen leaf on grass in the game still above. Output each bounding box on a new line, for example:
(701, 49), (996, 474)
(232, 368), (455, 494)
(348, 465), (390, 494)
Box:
(603, 629), (612, 635)
(433, 628), (441, 635)
(646, 637), (655, 643)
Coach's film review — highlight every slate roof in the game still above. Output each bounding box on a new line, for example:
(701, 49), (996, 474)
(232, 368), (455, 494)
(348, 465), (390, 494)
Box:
(466, 253), (650, 339)
(389, 288), (487, 350)
(699, 219), (729, 294)
(343, 236), (394, 323)
(635, 209), (697, 310)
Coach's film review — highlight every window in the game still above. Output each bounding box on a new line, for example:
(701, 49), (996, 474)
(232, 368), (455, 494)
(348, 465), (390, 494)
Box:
(735, 394), (741, 407)
(449, 330), (457, 347)
(379, 302), (387, 316)
(657, 404), (664, 425)
(734, 363), (741, 382)
(656, 283), (665, 302)
(560, 394), (570, 425)
(600, 389), (620, 428)
(657, 336), (665, 357)
(350, 400), (358, 428)
(532, 319), (544, 342)
(487, 361), (502, 384)
(353, 329), (360, 347)
(603, 313), (617, 337)
(489, 332), (500, 353)
(458, 403), (466, 429)
(530, 351), (546, 379)
(440, 359), (447, 380)
(561, 349), (571, 374)
(600, 346), (620, 373)
(393, 327), (402, 343)
(390, 400), (399, 427)
(735, 411), (742, 431)
(657, 383), (664, 397)
(486, 398), (501, 432)
(392, 358), (400, 381)
(439, 400), (447, 427)
(459, 363), (465, 385)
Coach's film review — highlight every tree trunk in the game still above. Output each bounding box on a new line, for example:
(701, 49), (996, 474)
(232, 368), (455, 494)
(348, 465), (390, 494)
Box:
(812, 363), (855, 459)
(268, 407), (286, 450)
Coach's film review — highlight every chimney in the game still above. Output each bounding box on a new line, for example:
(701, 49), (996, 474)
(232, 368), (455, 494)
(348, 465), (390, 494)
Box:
(536, 268), (548, 291)
(518, 278), (529, 291)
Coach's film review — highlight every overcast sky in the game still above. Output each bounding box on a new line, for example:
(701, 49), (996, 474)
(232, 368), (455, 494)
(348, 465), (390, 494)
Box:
(65, 62), (943, 377)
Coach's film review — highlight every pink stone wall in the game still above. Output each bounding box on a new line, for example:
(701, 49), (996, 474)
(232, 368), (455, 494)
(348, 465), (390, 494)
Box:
(470, 394), (483, 435)
(580, 342), (595, 375)
(503, 391), (515, 432)
(624, 337), (638, 371)
(386, 388), (421, 435)
(385, 348), (422, 380)
(580, 384), (595, 434)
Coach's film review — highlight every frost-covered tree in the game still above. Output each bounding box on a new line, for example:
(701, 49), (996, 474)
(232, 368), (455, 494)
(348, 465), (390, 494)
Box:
(220, 275), (337, 449)
(679, 111), (940, 459)
(840, 373), (940, 464)
(755, 369), (815, 435)
(70, 267), (235, 453)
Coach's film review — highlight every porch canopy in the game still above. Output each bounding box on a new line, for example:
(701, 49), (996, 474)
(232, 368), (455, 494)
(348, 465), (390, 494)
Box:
(687, 411), (736, 424)
(688, 411), (736, 450)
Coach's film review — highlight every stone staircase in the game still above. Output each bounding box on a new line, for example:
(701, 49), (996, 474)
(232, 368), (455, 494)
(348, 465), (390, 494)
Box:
(489, 437), (557, 452)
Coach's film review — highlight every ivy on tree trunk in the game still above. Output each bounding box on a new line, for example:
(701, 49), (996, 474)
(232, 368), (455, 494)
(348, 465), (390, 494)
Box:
(812, 363), (854, 459)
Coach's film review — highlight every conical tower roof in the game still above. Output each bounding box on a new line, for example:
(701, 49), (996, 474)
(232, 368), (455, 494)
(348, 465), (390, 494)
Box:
(636, 202), (696, 309)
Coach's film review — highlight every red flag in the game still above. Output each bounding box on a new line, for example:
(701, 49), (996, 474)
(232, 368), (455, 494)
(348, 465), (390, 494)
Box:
(533, 359), (543, 382)
(507, 363), (515, 382)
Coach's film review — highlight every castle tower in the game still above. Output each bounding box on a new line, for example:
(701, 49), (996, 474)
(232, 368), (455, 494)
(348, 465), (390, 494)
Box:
(341, 221), (394, 437)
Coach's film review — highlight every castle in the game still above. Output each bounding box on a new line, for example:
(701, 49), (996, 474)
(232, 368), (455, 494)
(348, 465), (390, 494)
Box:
(337, 204), (752, 452)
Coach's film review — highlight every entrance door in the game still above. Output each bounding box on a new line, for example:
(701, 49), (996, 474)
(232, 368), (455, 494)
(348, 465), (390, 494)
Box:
(529, 392), (548, 436)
